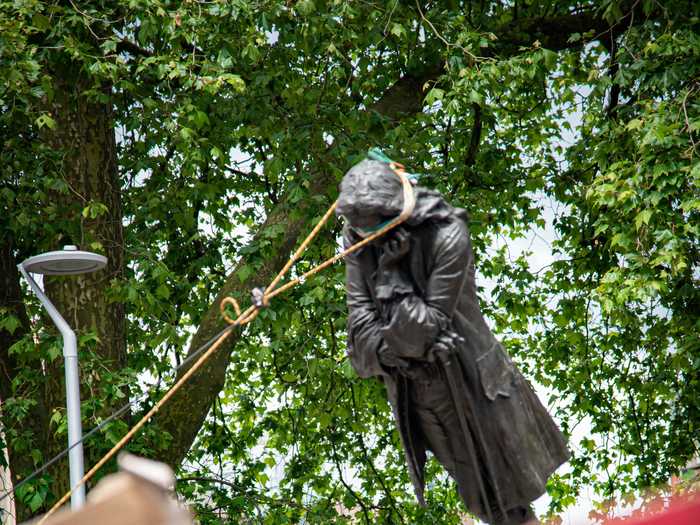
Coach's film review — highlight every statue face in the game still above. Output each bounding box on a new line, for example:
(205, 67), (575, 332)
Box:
(343, 208), (385, 230)
(336, 159), (403, 235)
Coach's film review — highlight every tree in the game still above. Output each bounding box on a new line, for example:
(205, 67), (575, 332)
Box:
(1, 1), (698, 523)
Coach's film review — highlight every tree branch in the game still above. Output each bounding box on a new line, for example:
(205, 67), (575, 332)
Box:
(330, 435), (371, 524)
(116, 39), (153, 57)
(465, 103), (482, 168)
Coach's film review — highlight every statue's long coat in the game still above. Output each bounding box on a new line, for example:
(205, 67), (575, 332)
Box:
(343, 189), (569, 514)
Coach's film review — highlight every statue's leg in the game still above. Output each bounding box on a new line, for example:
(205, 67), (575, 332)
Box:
(408, 377), (483, 514)
(410, 376), (539, 524)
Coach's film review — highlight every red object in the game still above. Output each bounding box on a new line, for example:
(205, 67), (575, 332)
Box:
(609, 495), (700, 525)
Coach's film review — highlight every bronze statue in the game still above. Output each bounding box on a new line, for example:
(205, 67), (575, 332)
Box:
(336, 157), (569, 525)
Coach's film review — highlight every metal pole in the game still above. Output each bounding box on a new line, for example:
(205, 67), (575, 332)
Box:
(17, 265), (86, 509)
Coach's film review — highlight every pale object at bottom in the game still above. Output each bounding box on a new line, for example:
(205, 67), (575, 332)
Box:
(26, 454), (192, 525)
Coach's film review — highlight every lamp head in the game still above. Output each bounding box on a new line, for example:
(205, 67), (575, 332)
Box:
(20, 245), (107, 275)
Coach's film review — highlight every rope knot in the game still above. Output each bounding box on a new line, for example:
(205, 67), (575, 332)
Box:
(251, 287), (269, 309)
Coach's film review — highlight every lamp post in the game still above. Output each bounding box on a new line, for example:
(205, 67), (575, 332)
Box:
(18, 246), (107, 510)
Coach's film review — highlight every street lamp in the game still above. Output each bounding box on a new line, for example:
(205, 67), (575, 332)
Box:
(18, 245), (107, 510)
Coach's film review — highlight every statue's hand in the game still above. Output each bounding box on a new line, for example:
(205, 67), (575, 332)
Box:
(426, 341), (451, 363)
(426, 331), (464, 363)
(378, 229), (410, 269)
(378, 345), (410, 369)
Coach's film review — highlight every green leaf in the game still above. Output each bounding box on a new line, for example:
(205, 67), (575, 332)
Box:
(50, 410), (63, 429)
(626, 118), (644, 131)
(106, 427), (122, 445)
(35, 114), (56, 130)
(0, 314), (21, 335)
(191, 110), (209, 129)
(47, 343), (61, 361)
(32, 14), (50, 31)
(222, 74), (245, 91)
(179, 126), (194, 141)
(542, 49), (557, 68)
(210, 146), (223, 159)
(634, 209), (652, 229)
(82, 202), (109, 219)
(390, 23), (406, 39)
(8, 338), (30, 356)
(28, 491), (44, 512)
(424, 87), (444, 105)
(296, 0), (315, 15)
(156, 284), (171, 299)
(340, 359), (355, 379)
(468, 90), (483, 105)
(319, 412), (332, 429)
(242, 43), (261, 62)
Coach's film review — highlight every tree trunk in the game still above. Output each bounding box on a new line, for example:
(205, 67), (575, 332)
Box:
(41, 67), (127, 504)
(3, 64), (126, 520)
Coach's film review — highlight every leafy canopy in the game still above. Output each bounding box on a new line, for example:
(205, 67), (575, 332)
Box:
(1, 0), (698, 523)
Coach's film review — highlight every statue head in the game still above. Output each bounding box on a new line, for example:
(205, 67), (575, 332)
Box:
(335, 159), (404, 234)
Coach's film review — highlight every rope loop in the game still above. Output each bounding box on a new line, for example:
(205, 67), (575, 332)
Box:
(220, 296), (241, 325)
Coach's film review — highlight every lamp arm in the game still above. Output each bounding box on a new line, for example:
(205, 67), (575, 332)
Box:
(17, 264), (77, 356)
(17, 262), (85, 508)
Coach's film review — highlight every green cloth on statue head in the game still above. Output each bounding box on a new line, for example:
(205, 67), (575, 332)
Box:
(366, 148), (421, 182)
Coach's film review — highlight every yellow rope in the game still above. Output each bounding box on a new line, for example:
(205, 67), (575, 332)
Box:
(39, 165), (414, 523)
